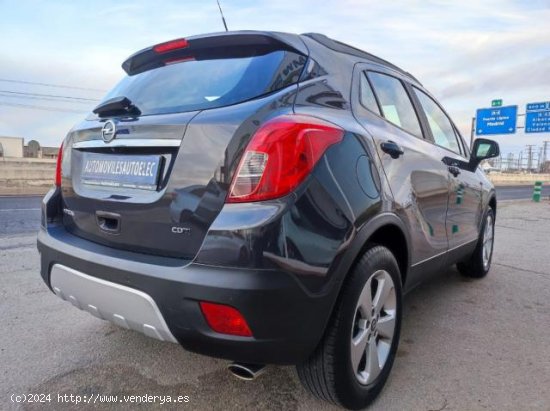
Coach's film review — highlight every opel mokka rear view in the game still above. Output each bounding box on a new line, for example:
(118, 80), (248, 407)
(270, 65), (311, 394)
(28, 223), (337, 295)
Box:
(38, 31), (499, 410)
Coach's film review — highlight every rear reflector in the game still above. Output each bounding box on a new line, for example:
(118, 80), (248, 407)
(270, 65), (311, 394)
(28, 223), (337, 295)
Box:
(153, 38), (189, 54)
(227, 115), (344, 203)
(55, 143), (63, 187)
(199, 302), (253, 337)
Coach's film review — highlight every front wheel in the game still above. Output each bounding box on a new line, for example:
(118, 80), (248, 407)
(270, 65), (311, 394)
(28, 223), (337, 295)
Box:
(457, 207), (495, 278)
(297, 245), (402, 410)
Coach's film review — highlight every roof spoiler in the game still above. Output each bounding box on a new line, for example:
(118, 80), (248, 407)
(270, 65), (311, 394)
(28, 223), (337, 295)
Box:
(122, 31), (309, 76)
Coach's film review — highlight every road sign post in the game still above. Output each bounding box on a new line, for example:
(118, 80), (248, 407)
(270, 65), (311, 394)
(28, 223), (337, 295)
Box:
(469, 116), (475, 148)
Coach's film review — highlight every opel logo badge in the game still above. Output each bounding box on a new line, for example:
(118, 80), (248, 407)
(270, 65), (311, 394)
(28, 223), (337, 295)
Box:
(101, 120), (117, 143)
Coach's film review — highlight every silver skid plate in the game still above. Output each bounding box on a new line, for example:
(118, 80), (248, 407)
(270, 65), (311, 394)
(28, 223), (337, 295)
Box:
(50, 264), (177, 343)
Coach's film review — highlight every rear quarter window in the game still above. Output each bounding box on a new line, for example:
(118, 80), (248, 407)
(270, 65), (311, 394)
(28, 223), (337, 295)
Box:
(359, 72), (381, 115)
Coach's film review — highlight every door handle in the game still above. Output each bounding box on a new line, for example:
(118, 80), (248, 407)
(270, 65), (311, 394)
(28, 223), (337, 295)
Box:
(448, 165), (461, 177)
(380, 140), (404, 159)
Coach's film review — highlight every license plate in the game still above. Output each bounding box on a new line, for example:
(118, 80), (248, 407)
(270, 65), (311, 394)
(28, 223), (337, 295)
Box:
(81, 153), (162, 190)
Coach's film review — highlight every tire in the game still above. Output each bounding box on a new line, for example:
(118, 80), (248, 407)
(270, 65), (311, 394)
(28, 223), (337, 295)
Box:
(456, 207), (495, 279)
(297, 245), (403, 410)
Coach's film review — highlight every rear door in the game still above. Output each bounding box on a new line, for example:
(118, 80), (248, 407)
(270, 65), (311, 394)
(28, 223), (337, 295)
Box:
(352, 67), (450, 270)
(411, 87), (482, 250)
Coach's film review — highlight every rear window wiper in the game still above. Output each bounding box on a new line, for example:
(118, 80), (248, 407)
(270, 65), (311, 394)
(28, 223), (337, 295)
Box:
(93, 96), (141, 118)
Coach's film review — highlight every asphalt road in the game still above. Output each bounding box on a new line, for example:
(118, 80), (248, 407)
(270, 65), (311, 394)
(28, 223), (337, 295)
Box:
(1, 185), (549, 237)
(0, 196), (41, 236)
(1, 197), (550, 410)
(496, 184), (550, 201)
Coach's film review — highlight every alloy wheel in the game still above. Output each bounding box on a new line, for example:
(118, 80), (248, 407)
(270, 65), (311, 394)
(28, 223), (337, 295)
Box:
(350, 269), (396, 385)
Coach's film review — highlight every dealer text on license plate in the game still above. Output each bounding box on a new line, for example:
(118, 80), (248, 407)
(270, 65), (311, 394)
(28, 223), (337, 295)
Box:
(81, 153), (162, 190)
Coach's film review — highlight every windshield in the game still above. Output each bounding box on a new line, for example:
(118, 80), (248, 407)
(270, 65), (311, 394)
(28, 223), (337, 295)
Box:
(98, 50), (306, 116)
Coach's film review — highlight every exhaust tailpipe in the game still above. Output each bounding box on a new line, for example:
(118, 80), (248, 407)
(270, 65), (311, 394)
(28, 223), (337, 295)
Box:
(227, 362), (266, 381)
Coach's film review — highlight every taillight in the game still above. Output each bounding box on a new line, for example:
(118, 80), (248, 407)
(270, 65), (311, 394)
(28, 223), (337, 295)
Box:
(153, 38), (189, 53)
(55, 143), (63, 187)
(199, 301), (252, 337)
(227, 115), (344, 203)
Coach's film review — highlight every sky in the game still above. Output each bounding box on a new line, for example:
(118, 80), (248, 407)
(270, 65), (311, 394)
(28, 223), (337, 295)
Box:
(0, 0), (549, 158)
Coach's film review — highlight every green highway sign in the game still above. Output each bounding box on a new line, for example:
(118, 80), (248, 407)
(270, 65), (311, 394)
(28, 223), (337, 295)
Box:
(491, 99), (503, 107)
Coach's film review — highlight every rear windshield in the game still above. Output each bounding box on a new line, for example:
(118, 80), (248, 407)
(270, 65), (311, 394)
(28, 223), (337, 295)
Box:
(98, 50), (306, 116)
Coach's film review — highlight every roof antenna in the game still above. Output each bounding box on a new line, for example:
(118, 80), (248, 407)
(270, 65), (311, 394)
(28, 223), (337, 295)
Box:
(216, 0), (229, 32)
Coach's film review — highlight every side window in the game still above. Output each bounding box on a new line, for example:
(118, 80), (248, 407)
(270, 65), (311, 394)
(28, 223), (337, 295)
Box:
(359, 72), (381, 115)
(414, 88), (461, 154)
(367, 72), (423, 138)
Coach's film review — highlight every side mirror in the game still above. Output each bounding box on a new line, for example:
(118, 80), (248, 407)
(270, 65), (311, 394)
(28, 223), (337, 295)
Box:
(469, 138), (500, 171)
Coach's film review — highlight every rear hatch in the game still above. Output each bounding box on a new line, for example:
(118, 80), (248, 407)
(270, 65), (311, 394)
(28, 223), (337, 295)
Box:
(60, 32), (308, 259)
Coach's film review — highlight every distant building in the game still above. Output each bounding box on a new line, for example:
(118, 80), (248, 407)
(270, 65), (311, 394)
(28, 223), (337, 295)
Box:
(25, 140), (41, 158)
(0, 136), (24, 158)
(41, 146), (59, 159)
(23, 139), (60, 159)
(0, 136), (59, 159)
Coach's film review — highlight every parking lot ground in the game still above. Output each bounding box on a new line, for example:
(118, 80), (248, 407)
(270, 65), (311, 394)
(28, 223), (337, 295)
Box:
(1, 200), (549, 411)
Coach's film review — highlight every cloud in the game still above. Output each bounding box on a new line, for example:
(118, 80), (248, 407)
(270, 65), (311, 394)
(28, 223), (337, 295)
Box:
(0, 0), (548, 154)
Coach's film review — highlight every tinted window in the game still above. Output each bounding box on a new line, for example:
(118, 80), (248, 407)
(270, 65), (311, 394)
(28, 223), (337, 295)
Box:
(99, 50), (306, 116)
(368, 72), (422, 137)
(414, 88), (461, 154)
(359, 72), (380, 115)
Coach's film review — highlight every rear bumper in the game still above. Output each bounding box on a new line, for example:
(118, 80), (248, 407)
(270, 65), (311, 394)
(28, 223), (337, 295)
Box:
(37, 224), (333, 365)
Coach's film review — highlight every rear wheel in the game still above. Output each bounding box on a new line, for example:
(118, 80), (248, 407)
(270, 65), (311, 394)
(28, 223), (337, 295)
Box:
(457, 208), (495, 278)
(297, 245), (402, 410)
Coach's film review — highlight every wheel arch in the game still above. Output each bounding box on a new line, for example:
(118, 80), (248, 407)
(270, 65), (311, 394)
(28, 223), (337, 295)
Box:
(367, 224), (409, 286)
(307, 213), (411, 360)
(343, 213), (411, 289)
